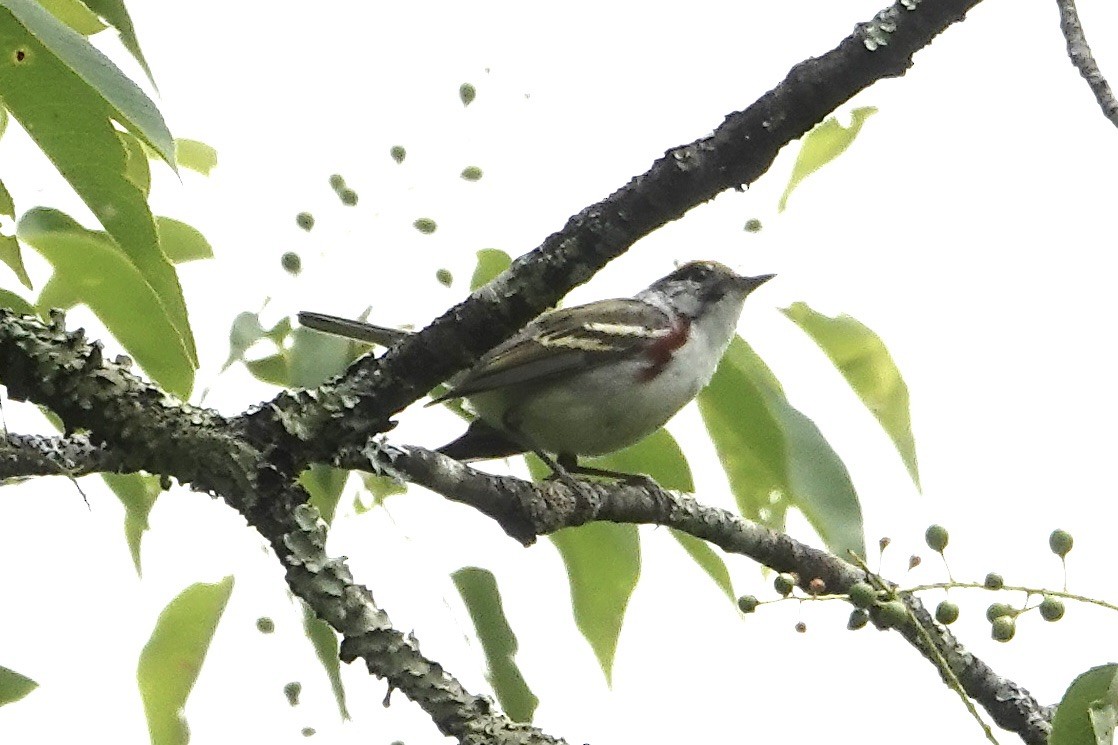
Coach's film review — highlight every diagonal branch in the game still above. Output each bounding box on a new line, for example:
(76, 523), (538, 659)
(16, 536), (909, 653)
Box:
(372, 443), (1053, 745)
(256, 0), (988, 468)
(1056, 0), (1118, 128)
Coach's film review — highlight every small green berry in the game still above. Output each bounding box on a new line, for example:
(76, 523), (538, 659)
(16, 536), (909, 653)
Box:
(878, 600), (909, 629)
(460, 165), (483, 181)
(991, 615), (1015, 642)
(983, 572), (1004, 590)
(1039, 596), (1065, 622)
(339, 188), (358, 206)
(924, 524), (949, 553)
(390, 145), (406, 163)
(985, 602), (1014, 623)
(794, 622), (807, 634)
(328, 174), (345, 191)
(847, 608), (869, 630)
(301, 728), (316, 737)
(256, 617), (275, 634)
(773, 573), (796, 597)
(281, 252), (302, 275)
(744, 218), (762, 233)
(295, 212), (314, 231)
(284, 681), (302, 706)
(848, 581), (877, 609)
(459, 82), (476, 106)
(1049, 529), (1074, 558)
(435, 268), (453, 287)
(413, 217), (438, 234)
(935, 600), (960, 625)
(737, 595), (759, 614)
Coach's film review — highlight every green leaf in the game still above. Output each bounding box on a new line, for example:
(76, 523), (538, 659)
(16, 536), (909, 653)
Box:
(782, 302), (920, 490)
(0, 106), (8, 137)
(355, 472), (406, 513)
(0, 287), (34, 314)
(156, 217), (213, 263)
(37, 0), (105, 35)
(244, 352), (290, 387)
(668, 529), (735, 604)
(778, 106), (877, 212)
(288, 325), (361, 389)
(581, 427), (693, 490)
(698, 336), (865, 559)
(0, 665), (37, 706)
(470, 248), (511, 291)
(1051, 664), (1118, 745)
(0, 0), (173, 163)
(137, 576), (234, 745)
(118, 129), (151, 198)
(173, 138), (217, 175)
(20, 208), (195, 397)
(0, 177), (32, 289)
(301, 604), (350, 721)
(103, 472), (162, 576)
(222, 311), (267, 372)
(79, 0), (154, 86)
(0, 2), (194, 366)
(298, 464), (348, 525)
(452, 567), (538, 722)
(551, 522), (639, 685)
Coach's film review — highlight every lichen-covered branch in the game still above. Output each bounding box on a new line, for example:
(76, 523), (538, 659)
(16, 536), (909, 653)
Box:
(0, 432), (118, 479)
(1056, 0), (1118, 128)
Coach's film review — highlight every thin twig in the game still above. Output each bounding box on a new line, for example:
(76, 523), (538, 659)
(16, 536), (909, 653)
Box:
(1056, 0), (1118, 127)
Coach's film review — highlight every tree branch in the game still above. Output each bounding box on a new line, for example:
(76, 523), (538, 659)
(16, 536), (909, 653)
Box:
(1056, 0), (1118, 128)
(0, 432), (118, 479)
(255, 0), (987, 468)
(371, 444), (1053, 744)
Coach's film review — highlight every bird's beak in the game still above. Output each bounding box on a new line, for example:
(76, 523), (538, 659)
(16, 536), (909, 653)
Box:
(739, 273), (776, 293)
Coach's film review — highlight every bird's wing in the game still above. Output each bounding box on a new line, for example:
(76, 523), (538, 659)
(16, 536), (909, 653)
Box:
(298, 311), (411, 347)
(431, 298), (672, 401)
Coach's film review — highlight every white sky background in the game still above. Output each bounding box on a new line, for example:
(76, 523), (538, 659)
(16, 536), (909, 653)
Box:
(2, 0), (1118, 743)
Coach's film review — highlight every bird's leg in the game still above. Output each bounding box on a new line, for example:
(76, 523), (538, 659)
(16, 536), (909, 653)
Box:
(557, 455), (660, 489)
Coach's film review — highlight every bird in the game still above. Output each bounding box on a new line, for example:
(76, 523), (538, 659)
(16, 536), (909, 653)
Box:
(299, 260), (773, 480)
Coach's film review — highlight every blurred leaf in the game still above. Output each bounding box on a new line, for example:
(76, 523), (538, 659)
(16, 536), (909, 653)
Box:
(80, 0), (155, 86)
(779, 106), (876, 211)
(0, 2), (194, 367)
(21, 209), (193, 394)
(470, 248), (511, 291)
(0, 107), (8, 137)
(782, 302), (920, 490)
(103, 472), (163, 576)
(118, 129), (151, 197)
(301, 604), (350, 720)
(355, 472), (406, 513)
(299, 464), (348, 525)
(173, 138), (217, 175)
(0, 178), (31, 289)
(156, 217), (213, 263)
(452, 567), (538, 722)
(288, 326), (361, 389)
(137, 576), (234, 745)
(21, 208), (195, 397)
(0, 288), (34, 314)
(1051, 664), (1118, 745)
(551, 519), (639, 685)
(222, 311), (267, 372)
(244, 352), (289, 387)
(698, 336), (864, 559)
(37, 0), (104, 35)
(0, 665), (37, 706)
(581, 428), (693, 490)
(668, 529), (735, 604)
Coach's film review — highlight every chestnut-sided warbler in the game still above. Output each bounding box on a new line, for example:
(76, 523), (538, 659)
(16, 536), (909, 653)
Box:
(299, 261), (773, 477)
